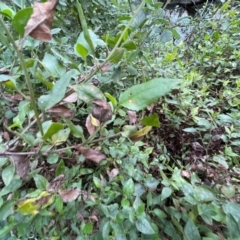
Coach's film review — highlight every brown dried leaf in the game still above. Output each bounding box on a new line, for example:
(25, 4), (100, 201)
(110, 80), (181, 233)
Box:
(75, 145), (106, 163)
(107, 168), (119, 179)
(62, 92), (78, 103)
(81, 190), (95, 202)
(2, 93), (23, 103)
(92, 99), (112, 123)
(46, 105), (74, 118)
(127, 111), (137, 125)
(101, 64), (111, 73)
(181, 170), (191, 178)
(24, 0), (58, 41)
(58, 188), (81, 202)
(11, 154), (30, 178)
(85, 114), (96, 135)
(3, 131), (10, 141)
(47, 174), (65, 192)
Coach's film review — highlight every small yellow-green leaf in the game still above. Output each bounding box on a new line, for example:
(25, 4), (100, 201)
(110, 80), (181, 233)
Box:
(141, 113), (160, 127)
(42, 121), (63, 140)
(130, 126), (152, 141)
(75, 43), (88, 59)
(51, 128), (70, 145)
(105, 92), (117, 107)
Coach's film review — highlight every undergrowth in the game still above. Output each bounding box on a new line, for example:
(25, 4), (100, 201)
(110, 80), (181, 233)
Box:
(0, 0), (240, 239)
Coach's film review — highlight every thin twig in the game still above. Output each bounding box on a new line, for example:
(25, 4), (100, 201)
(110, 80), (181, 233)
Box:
(0, 133), (122, 156)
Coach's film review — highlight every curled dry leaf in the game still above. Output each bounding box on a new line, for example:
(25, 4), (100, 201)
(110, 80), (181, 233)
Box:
(85, 114), (96, 135)
(9, 147), (30, 178)
(81, 190), (95, 202)
(58, 188), (81, 202)
(75, 145), (106, 163)
(181, 170), (191, 178)
(92, 99), (112, 123)
(107, 168), (119, 179)
(2, 93), (23, 103)
(46, 105), (74, 118)
(24, 0), (58, 41)
(127, 111), (137, 125)
(46, 174), (65, 192)
(101, 64), (111, 73)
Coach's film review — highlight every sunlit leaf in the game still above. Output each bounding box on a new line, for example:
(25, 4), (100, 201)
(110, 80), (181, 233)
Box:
(119, 78), (181, 111)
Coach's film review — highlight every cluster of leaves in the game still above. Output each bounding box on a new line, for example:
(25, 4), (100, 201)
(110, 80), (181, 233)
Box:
(0, 0), (240, 239)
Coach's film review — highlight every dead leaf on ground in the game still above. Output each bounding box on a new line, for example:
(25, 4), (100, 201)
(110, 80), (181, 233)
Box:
(58, 188), (81, 202)
(2, 93), (23, 103)
(80, 190), (95, 202)
(85, 114), (96, 135)
(24, 0), (59, 41)
(47, 174), (65, 192)
(107, 168), (119, 179)
(181, 170), (191, 178)
(3, 131), (10, 141)
(62, 92), (78, 103)
(9, 147), (30, 178)
(127, 111), (137, 125)
(92, 99), (112, 123)
(46, 105), (74, 118)
(75, 145), (106, 163)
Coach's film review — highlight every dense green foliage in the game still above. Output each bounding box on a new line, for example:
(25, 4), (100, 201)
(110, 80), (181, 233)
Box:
(0, 0), (240, 239)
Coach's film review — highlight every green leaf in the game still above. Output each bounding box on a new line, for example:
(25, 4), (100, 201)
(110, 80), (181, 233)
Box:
(102, 220), (110, 238)
(226, 214), (240, 238)
(33, 174), (48, 190)
(152, 208), (167, 219)
(38, 70), (74, 110)
(135, 217), (155, 234)
(108, 48), (125, 63)
(221, 185), (235, 198)
(47, 153), (59, 164)
(123, 178), (135, 198)
(141, 113), (160, 127)
(105, 92), (117, 108)
(74, 84), (106, 102)
(160, 29), (173, 43)
(223, 202), (240, 223)
(2, 164), (15, 186)
(56, 159), (65, 176)
(93, 176), (101, 189)
(0, 178), (22, 196)
(76, 1), (95, 53)
(119, 78), (181, 111)
(182, 128), (197, 133)
(0, 223), (15, 238)
(195, 186), (215, 202)
(83, 222), (93, 234)
(184, 219), (201, 240)
(41, 121), (63, 140)
(121, 40), (137, 51)
(65, 119), (84, 140)
(55, 196), (63, 214)
(12, 8), (33, 36)
(75, 43), (88, 60)
(0, 200), (14, 221)
(0, 3), (16, 18)
(161, 187), (172, 201)
(42, 53), (66, 78)
(51, 128), (70, 145)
